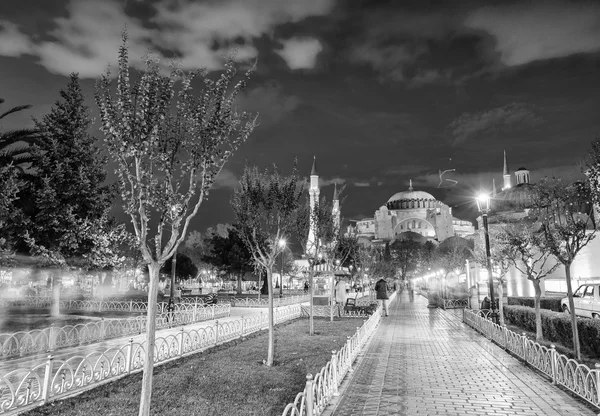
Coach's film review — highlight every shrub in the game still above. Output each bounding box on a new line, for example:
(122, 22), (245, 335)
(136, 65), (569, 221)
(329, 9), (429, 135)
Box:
(507, 296), (563, 312)
(503, 305), (600, 358)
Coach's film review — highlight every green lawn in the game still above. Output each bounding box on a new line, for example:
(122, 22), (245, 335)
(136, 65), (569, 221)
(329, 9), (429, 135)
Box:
(24, 317), (362, 416)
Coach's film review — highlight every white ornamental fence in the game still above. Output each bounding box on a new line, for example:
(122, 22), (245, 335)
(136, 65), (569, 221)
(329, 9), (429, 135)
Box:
(230, 295), (310, 308)
(463, 309), (600, 411)
(0, 304), (302, 415)
(281, 291), (396, 416)
(0, 304), (231, 360)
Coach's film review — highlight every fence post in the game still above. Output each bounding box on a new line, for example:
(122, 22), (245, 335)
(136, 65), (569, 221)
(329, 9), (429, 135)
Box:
(49, 323), (56, 351)
(346, 336), (353, 373)
(305, 374), (314, 416)
(41, 354), (54, 403)
(193, 301), (198, 322)
(129, 300), (133, 313)
(101, 317), (106, 340)
(595, 363), (600, 403)
(125, 337), (134, 374)
(550, 345), (557, 385)
(241, 315), (244, 336)
(502, 324), (508, 349)
(522, 332), (528, 363)
(214, 320), (219, 346)
(356, 327), (361, 346)
(212, 305), (215, 320)
(179, 327), (185, 357)
(331, 350), (339, 396)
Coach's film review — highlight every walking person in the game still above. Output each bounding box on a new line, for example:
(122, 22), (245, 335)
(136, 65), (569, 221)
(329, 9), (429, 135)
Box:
(375, 277), (389, 317)
(335, 277), (347, 317)
(407, 279), (415, 302)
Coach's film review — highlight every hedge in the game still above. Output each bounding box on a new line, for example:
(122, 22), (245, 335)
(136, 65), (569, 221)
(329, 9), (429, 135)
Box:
(507, 296), (563, 312)
(503, 305), (600, 358)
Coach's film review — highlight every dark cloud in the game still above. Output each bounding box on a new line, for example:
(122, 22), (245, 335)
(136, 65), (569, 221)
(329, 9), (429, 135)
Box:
(236, 81), (300, 128)
(448, 102), (543, 146)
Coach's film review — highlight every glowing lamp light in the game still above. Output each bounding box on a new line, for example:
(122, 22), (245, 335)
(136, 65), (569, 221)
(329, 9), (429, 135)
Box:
(476, 193), (491, 212)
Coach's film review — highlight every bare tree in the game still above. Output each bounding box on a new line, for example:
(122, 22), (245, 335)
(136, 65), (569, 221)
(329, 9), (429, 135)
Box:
(531, 177), (596, 360)
(497, 223), (559, 340)
(95, 34), (256, 415)
(231, 163), (304, 365)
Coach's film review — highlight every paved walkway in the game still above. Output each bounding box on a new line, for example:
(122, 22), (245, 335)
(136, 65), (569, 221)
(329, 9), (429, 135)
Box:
(327, 292), (597, 416)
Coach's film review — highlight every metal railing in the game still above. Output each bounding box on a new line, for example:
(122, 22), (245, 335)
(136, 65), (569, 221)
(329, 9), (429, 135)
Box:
(0, 304), (231, 360)
(440, 298), (470, 309)
(229, 295), (310, 308)
(0, 298), (213, 313)
(281, 291), (396, 416)
(0, 305), (302, 415)
(463, 309), (600, 411)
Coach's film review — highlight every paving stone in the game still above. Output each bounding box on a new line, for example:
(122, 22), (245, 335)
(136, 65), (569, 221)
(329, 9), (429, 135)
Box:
(326, 292), (598, 416)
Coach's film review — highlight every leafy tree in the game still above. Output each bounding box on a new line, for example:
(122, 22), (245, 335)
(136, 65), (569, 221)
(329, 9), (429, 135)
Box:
(334, 234), (360, 270)
(21, 74), (122, 314)
(232, 163), (303, 365)
(389, 237), (422, 282)
(161, 252), (199, 280)
(496, 223), (559, 340)
(0, 165), (25, 257)
(95, 34), (256, 415)
(531, 177), (596, 360)
(294, 195), (337, 335)
(202, 224), (254, 294)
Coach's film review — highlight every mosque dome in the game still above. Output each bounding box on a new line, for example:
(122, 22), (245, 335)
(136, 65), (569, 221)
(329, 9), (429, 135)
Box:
(387, 190), (436, 204)
(492, 183), (534, 212)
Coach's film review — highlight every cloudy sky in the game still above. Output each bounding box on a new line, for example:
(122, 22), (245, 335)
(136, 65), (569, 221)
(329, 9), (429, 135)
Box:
(1, 0), (599, 231)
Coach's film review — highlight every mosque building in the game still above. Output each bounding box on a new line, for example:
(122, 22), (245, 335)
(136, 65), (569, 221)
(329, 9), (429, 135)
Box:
(349, 181), (475, 244)
(475, 151), (600, 297)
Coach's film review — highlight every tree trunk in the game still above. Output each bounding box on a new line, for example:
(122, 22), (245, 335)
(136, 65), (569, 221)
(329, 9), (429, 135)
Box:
(237, 273), (242, 295)
(51, 273), (60, 317)
(257, 272), (262, 301)
(138, 262), (160, 416)
(309, 265), (314, 336)
(564, 264), (581, 360)
(265, 267), (275, 366)
(497, 280), (504, 326)
(532, 278), (543, 341)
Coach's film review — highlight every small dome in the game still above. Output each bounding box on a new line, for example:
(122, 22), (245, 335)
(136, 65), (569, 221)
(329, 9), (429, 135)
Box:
(492, 183), (534, 212)
(516, 167), (529, 171)
(387, 190), (436, 204)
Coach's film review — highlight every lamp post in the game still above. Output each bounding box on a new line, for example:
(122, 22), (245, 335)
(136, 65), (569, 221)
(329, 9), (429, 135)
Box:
(476, 193), (498, 324)
(278, 239), (286, 298)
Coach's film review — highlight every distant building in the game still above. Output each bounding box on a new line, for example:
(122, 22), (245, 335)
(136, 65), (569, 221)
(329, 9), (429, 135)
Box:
(348, 179), (474, 245)
(475, 151), (599, 297)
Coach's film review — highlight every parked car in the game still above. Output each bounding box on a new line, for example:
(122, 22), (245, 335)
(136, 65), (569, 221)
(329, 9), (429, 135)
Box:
(561, 284), (600, 319)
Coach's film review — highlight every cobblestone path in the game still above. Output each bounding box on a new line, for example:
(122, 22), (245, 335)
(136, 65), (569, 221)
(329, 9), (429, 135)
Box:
(328, 292), (596, 416)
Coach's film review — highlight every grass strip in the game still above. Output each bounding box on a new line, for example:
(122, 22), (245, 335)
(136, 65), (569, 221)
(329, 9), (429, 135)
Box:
(24, 317), (364, 416)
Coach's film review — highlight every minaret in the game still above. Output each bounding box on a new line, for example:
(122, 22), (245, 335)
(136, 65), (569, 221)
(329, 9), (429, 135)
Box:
(502, 150), (511, 191)
(307, 156), (319, 256)
(332, 182), (340, 234)
(492, 178), (497, 197)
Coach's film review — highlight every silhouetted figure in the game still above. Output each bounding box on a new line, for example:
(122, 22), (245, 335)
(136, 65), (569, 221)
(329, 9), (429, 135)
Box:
(261, 280), (269, 295)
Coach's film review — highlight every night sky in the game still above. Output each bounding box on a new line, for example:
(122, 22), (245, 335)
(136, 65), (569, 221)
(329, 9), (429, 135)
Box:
(1, 0), (599, 232)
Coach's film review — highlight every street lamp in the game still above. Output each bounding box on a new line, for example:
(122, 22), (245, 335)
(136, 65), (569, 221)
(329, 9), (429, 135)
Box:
(476, 192), (498, 324)
(278, 239), (286, 298)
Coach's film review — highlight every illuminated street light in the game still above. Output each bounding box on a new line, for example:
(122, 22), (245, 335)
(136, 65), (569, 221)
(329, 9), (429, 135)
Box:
(476, 192), (498, 324)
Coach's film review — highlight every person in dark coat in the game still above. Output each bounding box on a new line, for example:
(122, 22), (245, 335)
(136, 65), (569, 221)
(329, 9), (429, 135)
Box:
(375, 278), (389, 317)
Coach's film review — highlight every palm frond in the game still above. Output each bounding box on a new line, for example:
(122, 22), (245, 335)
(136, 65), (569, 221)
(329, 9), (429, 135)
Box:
(0, 104), (33, 120)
